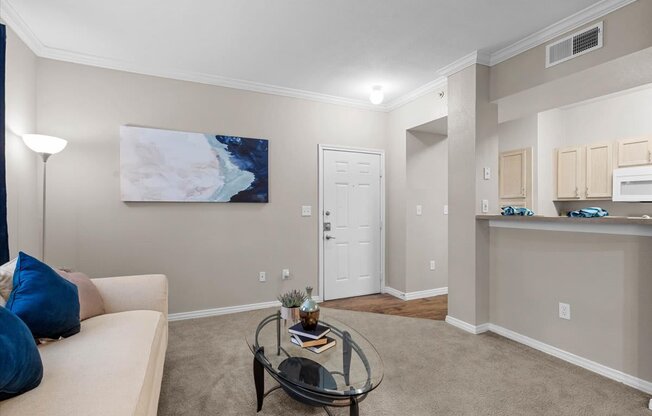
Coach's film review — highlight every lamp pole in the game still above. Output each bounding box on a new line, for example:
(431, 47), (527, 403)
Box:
(21, 134), (67, 262)
(40, 153), (51, 261)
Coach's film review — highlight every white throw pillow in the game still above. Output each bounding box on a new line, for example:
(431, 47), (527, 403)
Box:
(0, 293), (5, 307)
(0, 257), (18, 300)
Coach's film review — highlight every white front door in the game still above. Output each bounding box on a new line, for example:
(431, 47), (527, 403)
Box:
(322, 149), (382, 300)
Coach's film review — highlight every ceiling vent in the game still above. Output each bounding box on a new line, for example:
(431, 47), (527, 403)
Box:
(546, 22), (603, 68)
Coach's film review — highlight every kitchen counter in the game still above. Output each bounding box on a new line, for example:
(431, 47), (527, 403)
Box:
(476, 214), (652, 236)
(476, 214), (652, 225)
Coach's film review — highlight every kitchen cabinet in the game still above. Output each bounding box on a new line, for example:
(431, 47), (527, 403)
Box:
(617, 137), (652, 167)
(586, 143), (613, 198)
(556, 146), (583, 199)
(499, 148), (532, 208)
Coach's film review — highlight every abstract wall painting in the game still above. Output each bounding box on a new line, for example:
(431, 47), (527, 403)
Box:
(120, 126), (269, 202)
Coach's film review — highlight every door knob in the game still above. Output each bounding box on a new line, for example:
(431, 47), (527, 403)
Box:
(325, 235), (336, 240)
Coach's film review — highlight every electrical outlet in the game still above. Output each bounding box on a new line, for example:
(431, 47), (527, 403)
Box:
(483, 167), (491, 180)
(443, 205), (449, 215)
(429, 260), (436, 270)
(416, 205), (422, 216)
(481, 199), (489, 213)
(282, 269), (290, 280)
(559, 302), (571, 320)
(301, 206), (312, 217)
(259, 272), (266, 282)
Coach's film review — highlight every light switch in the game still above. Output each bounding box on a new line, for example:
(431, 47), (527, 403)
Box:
(481, 199), (489, 213)
(301, 206), (312, 217)
(416, 205), (423, 216)
(443, 205), (449, 215)
(483, 167), (491, 180)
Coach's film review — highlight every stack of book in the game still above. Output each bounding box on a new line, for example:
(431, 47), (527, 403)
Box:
(288, 322), (336, 354)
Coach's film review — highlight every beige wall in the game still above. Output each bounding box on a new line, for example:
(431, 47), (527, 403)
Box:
(405, 131), (447, 292)
(537, 109), (564, 216)
(4, 26), (40, 258)
(386, 90), (447, 292)
(447, 64), (497, 325)
(35, 59), (387, 314)
(490, 0), (652, 101)
(496, 45), (652, 123)
(490, 227), (652, 384)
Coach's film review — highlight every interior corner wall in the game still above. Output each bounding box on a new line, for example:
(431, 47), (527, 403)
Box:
(34, 58), (388, 314)
(386, 91), (447, 293)
(4, 26), (40, 259)
(447, 65), (479, 324)
(405, 131), (448, 293)
(448, 64), (497, 326)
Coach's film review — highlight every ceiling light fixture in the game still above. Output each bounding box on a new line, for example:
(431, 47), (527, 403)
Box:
(369, 85), (384, 105)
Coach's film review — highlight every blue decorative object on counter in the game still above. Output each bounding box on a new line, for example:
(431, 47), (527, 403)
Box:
(567, 207), (609, 218)
(501, 206), (534, 216)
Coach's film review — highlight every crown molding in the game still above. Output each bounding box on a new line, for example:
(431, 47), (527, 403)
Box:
(436, 50), (491, 78)
(489, 0), (638, 66)
(0, 0), (45, 55)
(384, 77), (447, 111)
(1, 0), (385, 113)
(42, 45), (385, 111)
(0, 0), (638, 113)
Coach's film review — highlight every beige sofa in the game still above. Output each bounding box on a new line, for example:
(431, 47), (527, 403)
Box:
(0, 274), (168, 416)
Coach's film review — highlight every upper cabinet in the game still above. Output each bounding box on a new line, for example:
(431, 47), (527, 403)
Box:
(617, 137), (652, 167)
(556, 143), (613, 200)
(499, 149), (527, 199)
(556, 146), (583, 199)
(499, 148), (532, 208)
(586, 143), (613, 198)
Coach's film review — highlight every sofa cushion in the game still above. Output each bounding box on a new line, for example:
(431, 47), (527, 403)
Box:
(0, 306), (43, 401)
(6, 252), (80, 339)
(0, 310), (167, 416)
(56, 270), (105, 321)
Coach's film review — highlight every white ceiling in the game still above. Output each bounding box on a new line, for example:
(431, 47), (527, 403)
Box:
(4, 0), (605, 107)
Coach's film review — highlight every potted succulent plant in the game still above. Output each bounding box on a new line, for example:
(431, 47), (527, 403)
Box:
(277, 289), (307, 323)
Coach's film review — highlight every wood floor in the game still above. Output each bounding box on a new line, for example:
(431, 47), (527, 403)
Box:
(320, 293), (447, 321)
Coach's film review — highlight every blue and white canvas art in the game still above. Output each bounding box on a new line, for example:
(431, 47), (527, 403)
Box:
(120, 126), (269, 202)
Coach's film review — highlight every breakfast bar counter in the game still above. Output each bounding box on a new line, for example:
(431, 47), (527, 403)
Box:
(476, 214), (652, 236)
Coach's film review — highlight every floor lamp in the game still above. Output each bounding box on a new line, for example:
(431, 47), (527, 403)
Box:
(22, 134), (68, 261)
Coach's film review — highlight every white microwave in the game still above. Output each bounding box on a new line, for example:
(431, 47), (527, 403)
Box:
(613, 166), (652, 202)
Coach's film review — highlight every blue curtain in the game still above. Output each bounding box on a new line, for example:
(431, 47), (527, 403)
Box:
(0, 24), (8, 263)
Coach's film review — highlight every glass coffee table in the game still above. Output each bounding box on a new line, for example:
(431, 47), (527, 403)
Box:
(246, 309), (383, 416)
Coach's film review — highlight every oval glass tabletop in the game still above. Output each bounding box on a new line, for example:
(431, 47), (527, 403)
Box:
(245, 308), (384, 397)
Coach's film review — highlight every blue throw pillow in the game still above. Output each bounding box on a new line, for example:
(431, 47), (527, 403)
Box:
(0, 306), (43, 400)
(6, 252), (80, 339)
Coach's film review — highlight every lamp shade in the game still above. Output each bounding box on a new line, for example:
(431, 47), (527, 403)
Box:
(22, 134), (68, 155)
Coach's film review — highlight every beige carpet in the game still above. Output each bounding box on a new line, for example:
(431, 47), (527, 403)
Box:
(158, 308), (649, 415)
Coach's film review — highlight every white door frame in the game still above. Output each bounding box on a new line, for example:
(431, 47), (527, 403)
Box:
(318, 144), (386, 301)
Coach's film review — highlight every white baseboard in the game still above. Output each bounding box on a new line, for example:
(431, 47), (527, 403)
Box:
(445, 315), (652, 395)
(445, 315), (490, 335)
(488, 323), (652, 395)
(382, 286), (448, 301)
(168, 296), (322, 322)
